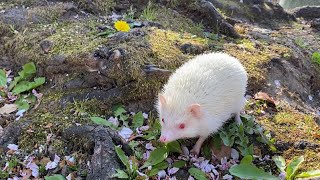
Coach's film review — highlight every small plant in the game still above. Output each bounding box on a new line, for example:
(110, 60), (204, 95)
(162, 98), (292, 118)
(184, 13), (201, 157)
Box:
(44, 174), (66, 180)
(273, 156), (320, 180)
(0, 62), (45, 113)
(219, 115), (276, 157)
(238, 39), (255, 51)
(230, 155), (320, 179)
(141, 1), (157, 21)
(294, 37), (308, 49)
(124, 5), (136, 20)
(230, 155), (278, 179)
(113, 146), (139, 179)
(311, 52), (320, 65)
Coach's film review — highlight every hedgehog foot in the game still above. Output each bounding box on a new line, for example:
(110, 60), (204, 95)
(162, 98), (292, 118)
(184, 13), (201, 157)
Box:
(190, 136), (207, 156)
(235, 112), (242, 125)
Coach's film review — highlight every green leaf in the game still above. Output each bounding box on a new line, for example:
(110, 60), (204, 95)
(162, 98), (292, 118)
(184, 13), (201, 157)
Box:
(240, 114), (253, 120)
(240, 155), (253, 164)
(287, 156), (304, 180)
(238, 124), (245, 136)
(44, 174), (66, 180)
(296, 170), (320, 178)
(113, 104), (126, 117)
(202, 143), (211, 159)
(166, 141), (182, 154)
(133, 112), (144, 129)
(15, 98), (30, 111)
(212, 134), (222, 150)
(229, 164), (278, 180)
(141, 146), (168, 169)
(238, 144), (254, 156)
(9, 62), (37, 90)
(96, 29), (115, 37)
(272, 156), (286, 172)
(173, 160), (186, 168)
(112, 169), (129, 179)
(219, 131), (235, 146)
(188, 168), (208, 180)
(153, 161), (168, 170)
(120, 114), (129, 122)
(12, 77), (45, 94)
(115, 146), (129, 168)
(148, 168), (160, 176)
(90, 117), (114, 127)
(312, 52), (320, 65)
(0, 69), (7, 87)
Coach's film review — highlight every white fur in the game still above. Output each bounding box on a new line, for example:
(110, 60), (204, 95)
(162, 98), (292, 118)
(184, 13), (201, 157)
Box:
(156, 52), (248, 142)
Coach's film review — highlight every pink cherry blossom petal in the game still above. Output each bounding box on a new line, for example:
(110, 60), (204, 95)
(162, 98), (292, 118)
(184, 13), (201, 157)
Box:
(118, 127), (133, 141)
(223, 174), (233, 180)
(108, 116), (119, 127)
(231, 148), (239, 160)
(7, 144), (19, 151)
(142, 112), (148, 119)
(168, 167), (179, 175)
(145, 142), (156, 150)
(158, 170), (167, 178)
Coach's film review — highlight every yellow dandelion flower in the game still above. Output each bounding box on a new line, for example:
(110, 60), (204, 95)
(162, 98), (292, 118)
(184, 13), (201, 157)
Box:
(114, 20), (130, 32)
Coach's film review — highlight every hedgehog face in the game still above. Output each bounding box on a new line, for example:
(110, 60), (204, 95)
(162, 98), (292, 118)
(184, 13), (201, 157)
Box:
(157, 94), (203, 143)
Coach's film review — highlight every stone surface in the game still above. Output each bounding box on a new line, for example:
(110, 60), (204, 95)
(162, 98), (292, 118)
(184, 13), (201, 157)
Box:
(293, 6), (320, 19)
(62, 125), (123, 180)
(311, 18), (320, 30)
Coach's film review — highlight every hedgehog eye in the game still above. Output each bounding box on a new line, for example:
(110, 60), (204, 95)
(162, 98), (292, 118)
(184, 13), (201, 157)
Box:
(162, 118), (164, 123)
(179, 123), (185, 129)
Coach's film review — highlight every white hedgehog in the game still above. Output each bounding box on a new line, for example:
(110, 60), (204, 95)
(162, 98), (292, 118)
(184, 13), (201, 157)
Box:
(156, 52), (248, 155)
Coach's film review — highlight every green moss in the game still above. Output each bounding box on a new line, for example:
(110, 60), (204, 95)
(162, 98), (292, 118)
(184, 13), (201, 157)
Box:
(148, 28), (207, 67)
(17, 94), (105, 153)
(224, 38), (292, 87)
(46, 21), (108, 56)
(257, 108), (320, 170)
(154, 7), (205, 36)
(140, 1), (157, 21)
(283, 148), (320, 171)
(76, 0), (114, 14)
(27, 3), (67, 23)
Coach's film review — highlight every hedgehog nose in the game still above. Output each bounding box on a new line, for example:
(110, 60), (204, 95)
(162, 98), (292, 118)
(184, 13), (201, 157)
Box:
(159, 136), (167, 142)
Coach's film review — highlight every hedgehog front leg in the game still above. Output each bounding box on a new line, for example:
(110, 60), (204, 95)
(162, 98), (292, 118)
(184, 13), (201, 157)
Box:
(235, 112), (242, 125)
(190, 136), (207, 156)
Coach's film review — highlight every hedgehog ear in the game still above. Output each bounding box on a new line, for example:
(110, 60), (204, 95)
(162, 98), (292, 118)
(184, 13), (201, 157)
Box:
(158, 94), (167, 107)
(188, 104), (202, 119)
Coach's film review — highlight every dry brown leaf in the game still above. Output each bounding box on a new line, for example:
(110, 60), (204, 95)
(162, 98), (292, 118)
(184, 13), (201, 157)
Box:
(45, 123), (53, 128)
(40, 157), (51, 165)
(210, 142), (232, 160)
(254, 91), (279, 106)
(0, 104), (18, 115)
(21, 169), (32, 180)
(254, 146), (262, 157)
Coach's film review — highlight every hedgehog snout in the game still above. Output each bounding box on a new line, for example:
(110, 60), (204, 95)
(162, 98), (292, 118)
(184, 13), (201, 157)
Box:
(159, 136), (167, 142)
(159, 130), (175, 143)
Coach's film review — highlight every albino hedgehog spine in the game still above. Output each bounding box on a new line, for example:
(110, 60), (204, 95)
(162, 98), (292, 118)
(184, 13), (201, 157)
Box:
(156, 52), (248, 155)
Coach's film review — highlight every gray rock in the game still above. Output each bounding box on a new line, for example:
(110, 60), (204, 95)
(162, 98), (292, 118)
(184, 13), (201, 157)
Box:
(274, 140), (292, 151)
(199, 0), (240, 38)
(311, 18), (320, 30)
(180, 43), (204, 55)
(0, 120), (31, 148)
(293, 6), (320, 19)
(51, 55), (66, 64)
(40, 40), (54, 54)
(294, 140), (319, 150)
(62, 125), (125, 180)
